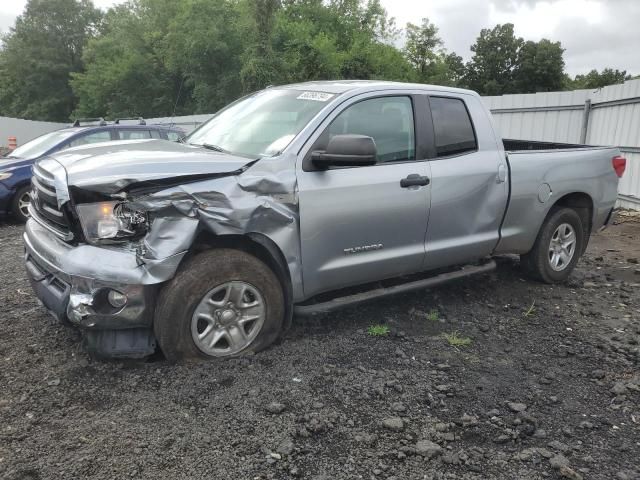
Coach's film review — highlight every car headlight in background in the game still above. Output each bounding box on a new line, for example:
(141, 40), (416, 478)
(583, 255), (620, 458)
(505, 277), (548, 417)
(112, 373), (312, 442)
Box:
(76, 201), (148, 243)
(0, 171), (13, 181)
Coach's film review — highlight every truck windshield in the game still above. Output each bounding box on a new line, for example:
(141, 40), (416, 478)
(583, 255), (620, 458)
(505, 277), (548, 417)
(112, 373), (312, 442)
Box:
(186, 89), (335, 158)
(9, 129), (77, 160)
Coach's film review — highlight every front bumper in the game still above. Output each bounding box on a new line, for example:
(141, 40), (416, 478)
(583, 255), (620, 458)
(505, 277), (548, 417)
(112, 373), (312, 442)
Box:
(24, 219), (183, 330)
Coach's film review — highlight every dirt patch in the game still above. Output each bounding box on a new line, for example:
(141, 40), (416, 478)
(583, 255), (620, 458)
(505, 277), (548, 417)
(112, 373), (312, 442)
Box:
(1, 216), (639, 479)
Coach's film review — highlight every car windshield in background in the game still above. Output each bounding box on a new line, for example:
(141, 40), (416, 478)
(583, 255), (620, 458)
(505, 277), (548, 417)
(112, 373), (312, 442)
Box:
(8, 129), (77, 160)
(186, 89), (335, 158)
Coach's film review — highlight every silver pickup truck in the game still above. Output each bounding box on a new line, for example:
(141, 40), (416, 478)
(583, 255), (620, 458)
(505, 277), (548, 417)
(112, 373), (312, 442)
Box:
(23, 81), (626, 360)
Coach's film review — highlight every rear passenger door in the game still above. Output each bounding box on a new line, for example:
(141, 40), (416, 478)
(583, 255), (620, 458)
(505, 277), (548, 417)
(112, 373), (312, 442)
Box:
(422, 94), (508, 270)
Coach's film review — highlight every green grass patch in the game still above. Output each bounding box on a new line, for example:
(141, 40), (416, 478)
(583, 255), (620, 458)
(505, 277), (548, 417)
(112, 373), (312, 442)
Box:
(443, 331), (472, 347)
(426, 310), (439, 322)
(368, 324), (390, 336)
(523, 301), (536, 318)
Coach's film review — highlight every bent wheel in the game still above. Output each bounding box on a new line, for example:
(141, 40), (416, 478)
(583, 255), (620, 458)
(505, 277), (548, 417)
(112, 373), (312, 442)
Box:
(154, 248), (284, 361)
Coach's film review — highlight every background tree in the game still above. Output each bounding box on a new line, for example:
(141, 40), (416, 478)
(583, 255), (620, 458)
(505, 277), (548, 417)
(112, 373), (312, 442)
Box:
(403, 18), (464, 86)
(514, 39), (565, 92)
(464, 24), (567, 95)
(72, 0), (243, 118)
(463, 24), (523, 95)
(0, 0), (101, 121)
(566, 68), (631, 90)
(404, 18), (441, 79)
(239, 0), (284, 93)
(0, 0), (636, 121)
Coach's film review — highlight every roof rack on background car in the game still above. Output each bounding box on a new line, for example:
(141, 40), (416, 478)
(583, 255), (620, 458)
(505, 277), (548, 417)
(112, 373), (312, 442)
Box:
(114, 117), (146, 125)
(72, 118), (107, 127)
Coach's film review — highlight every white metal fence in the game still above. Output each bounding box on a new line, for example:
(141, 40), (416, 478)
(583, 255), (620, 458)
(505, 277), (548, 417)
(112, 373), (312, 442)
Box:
(0, 116), (67, 148)
(483, 79), (640, 210)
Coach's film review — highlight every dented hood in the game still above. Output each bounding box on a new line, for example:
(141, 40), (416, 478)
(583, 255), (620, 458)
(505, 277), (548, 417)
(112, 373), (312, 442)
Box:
(48, 139), (253, 194)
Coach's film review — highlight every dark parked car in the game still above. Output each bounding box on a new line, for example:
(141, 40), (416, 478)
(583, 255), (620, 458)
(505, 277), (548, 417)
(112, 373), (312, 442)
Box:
(0, 119), (184, 222)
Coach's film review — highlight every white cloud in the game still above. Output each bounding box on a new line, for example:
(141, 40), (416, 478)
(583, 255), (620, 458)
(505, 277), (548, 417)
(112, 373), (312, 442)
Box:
(380, 0), (639, 75)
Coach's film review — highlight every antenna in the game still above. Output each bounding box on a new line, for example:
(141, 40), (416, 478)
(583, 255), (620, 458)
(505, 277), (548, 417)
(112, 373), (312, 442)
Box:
(168, 75), (185, 128)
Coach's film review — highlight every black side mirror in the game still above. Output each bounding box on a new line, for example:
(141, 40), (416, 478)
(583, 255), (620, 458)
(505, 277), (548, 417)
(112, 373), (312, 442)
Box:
(311, 134), (377, 169)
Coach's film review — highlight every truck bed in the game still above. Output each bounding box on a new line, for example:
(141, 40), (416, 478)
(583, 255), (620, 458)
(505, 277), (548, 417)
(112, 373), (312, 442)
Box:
(503, 138), (595, 152)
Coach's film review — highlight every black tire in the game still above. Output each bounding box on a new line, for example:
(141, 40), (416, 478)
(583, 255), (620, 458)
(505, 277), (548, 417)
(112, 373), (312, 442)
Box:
(154, 248), (285, 362)
(10, 185), (31, 223)
(520, 207), (585, 283)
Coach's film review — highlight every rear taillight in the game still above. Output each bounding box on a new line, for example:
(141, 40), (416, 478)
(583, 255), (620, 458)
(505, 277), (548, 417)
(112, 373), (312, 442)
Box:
(612, 155), (626, 178)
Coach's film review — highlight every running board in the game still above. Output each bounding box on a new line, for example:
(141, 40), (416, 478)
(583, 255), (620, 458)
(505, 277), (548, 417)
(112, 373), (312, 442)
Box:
(294, 259), (496, 316)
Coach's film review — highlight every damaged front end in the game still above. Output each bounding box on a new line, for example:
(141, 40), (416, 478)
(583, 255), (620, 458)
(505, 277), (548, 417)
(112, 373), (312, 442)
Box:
(24, 141), (302, 358)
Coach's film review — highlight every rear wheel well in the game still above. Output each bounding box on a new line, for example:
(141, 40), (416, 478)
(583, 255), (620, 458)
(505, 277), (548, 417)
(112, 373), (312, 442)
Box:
(551, 192), (593, 253)
(190, 231), (294, 331)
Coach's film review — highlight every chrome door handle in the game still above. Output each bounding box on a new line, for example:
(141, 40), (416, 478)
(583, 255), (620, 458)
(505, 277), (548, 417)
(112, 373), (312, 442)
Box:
(400, 174), (430, 188)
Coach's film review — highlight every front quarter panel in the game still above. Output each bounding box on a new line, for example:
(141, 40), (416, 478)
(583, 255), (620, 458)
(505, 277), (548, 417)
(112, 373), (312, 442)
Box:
(125, 152), (304, 300)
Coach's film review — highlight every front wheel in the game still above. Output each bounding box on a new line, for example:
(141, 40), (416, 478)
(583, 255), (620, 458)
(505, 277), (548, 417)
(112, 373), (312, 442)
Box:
(520, 207), (585, 283)
(11, 185), (31, 223)
(154, 248), (285, 362)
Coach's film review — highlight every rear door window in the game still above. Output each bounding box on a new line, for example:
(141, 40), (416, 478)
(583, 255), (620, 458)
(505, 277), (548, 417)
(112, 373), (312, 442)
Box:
(167, 131), (184, 142)
(118, 129), (152, 140)
(429, 97), (477, 157)
(68, 130), (112, 148)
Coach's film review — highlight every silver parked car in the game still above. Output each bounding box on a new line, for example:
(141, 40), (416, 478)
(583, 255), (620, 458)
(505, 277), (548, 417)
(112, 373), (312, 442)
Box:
(23, 81), (625, 359)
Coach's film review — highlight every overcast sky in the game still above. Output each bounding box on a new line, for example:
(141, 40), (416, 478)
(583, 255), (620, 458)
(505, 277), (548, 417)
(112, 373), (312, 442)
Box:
(0, 0), (638, 76)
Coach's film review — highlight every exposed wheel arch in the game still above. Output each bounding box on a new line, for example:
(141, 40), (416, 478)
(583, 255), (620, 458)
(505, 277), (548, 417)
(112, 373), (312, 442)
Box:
(190, 231), (294, 333)
(547, 192), (593, 254)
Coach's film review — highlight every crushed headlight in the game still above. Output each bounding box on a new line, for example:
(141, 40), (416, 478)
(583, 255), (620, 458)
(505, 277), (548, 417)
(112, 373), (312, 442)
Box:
(76, 201), (148, 243)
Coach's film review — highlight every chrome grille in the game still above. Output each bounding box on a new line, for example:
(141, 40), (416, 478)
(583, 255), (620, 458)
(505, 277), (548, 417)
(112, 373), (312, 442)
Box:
(30, 163), (74, 241)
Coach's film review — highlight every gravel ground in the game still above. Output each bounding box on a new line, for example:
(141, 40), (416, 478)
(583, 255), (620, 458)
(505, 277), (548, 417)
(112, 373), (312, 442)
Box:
(1, 215), (639, 480)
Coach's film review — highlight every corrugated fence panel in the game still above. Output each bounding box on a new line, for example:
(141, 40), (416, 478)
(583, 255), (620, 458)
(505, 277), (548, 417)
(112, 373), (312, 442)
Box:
(484, 80), (640, 209)
(482, 89), (590, 143)
(0, 117), (65, 148)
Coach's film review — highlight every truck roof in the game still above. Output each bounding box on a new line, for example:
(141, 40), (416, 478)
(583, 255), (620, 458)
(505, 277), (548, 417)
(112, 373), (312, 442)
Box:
(277, 80), (479, 97)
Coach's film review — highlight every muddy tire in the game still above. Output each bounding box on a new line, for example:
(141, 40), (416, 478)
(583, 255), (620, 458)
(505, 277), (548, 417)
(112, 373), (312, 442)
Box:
(154, 248), (285, 362)
(10, 185), (31, 223)
(520, 207), (585, 283)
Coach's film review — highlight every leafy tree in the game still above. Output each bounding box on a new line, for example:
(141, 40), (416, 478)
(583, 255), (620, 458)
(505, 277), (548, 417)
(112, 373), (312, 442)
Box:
(240, 0), (285, 92)
(72, 0), (244, 118)
(567, 68), (631, 90)
(271, 0), (408, 84)
(403, 18), (464, 86)
(405, 18), (442, 77)
(514, 39), (565, 92)
(465, 24), (567, 95)
(404, 18), (441, 79)
(464, 24), (523, 95)
(0, 0), (102, 121)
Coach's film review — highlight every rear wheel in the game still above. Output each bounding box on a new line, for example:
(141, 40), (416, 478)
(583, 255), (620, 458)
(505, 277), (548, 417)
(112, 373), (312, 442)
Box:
(520, 207), (585, 283)
(154, 248), (285, 362)
(11, 185), (31, 223)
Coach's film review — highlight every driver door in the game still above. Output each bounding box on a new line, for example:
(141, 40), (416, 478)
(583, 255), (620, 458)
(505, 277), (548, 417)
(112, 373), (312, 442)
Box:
(296, 94), (432, 298)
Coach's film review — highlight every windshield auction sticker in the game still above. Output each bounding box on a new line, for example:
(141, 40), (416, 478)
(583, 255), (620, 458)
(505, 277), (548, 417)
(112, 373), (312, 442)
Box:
(297, 91), (335, 102)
